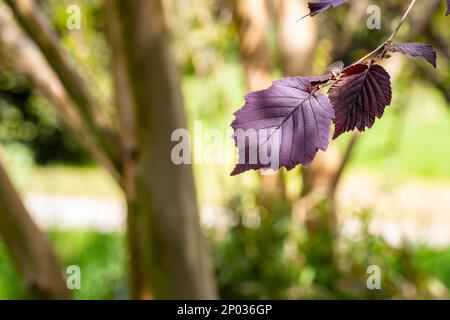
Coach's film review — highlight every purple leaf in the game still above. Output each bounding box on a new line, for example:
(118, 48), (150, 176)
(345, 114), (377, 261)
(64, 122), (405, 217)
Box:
(385, 43), (437, 68)
(307, 0), (349, 17)
(231, 77), (334, 175)
(329, 63), (392, 139)
(308, 73), (333, 85)
(447, 0), (450, 16)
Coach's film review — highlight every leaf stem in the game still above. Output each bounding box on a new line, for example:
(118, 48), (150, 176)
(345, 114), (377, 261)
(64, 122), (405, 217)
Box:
(352, 0), (418, 65)
(387, 0), (418, 42)
(296, 13), (310, 22)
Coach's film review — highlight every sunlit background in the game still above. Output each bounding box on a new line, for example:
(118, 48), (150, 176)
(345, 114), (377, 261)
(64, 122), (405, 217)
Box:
(0, 0), (449, 299)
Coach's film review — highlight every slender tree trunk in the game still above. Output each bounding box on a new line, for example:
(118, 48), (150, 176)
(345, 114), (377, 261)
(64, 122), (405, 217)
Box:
(274, 0), (340, 287)
(235, 0), (272, 91)
(0, 6), (69, 299)
(235, 0), (286, 206)
(4, 0), (122, 181)
(297, 0), (369, 227)
(275, 0), (318, 76)
(0, 5), (120, 185)
(0, 157), (69, 299)
(105, 1), (150, 299)
(114, 0), (217, 299)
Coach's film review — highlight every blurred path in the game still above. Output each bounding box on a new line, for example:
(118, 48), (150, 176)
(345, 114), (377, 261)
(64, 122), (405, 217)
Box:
(25, 193), (126, 233)
(24, 174), (450, 247)
(338, 174), (450, 247)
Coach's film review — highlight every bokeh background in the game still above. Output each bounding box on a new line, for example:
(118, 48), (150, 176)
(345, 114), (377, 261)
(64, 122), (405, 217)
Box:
(0, 0), (449, 299)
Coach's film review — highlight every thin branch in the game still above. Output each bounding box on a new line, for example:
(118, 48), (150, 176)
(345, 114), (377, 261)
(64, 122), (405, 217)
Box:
(296, 12), (310, 22)
(328, 132), (358, 196)
(0, 5), (123, 185)
(105, 1), (137, 195)
(387, 0), (418, 42)
(0, 11), (121, 186)
(353, 0), (418, 65)
(105, 0), (148, 300)
(4, 0), (122, 179)
(327, 0), (441, 196)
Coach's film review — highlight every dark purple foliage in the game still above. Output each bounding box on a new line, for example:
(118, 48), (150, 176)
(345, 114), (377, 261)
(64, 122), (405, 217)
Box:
(329, 63), (392, 139)
(447, 0), (450, 16)
(308, 73), (333, 85)
(307, 0), (349, 17)
(230, 0), (444, 175)
(230, 77), (334, 175)
(385, 43), (437, 68)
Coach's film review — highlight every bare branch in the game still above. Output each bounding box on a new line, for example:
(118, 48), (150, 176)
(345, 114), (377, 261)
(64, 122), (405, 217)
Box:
(353, 0), (418, 65)
(4, 0), (122, 176)
(328, 0), (441, 196)
(328, 133), (358, 196)
(0, 5), (122, 185)
(105, 0), (146, 299)
(0, 153), (69, 299)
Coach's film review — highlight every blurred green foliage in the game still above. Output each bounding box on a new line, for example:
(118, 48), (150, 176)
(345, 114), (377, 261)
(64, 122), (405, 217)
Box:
(0, 0), (449, 300)
(209, 200), (450, 299)
(1, 226), (449, 299)
(0, 59), (90, 165)
(0, 230), (126, 299)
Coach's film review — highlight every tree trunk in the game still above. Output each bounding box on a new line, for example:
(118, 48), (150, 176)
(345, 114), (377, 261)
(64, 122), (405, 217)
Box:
(114, 0), (217, 299)
(0, 157), (69, 299)
(235, 0), (272, 91)
(105, 1), (150, 299)
(235, 0), (287, 206)
(275, 0), (318, 76)
(0, 4), (121, 185)
(4, 0), (121, 179)
(274, 0), (340, 287)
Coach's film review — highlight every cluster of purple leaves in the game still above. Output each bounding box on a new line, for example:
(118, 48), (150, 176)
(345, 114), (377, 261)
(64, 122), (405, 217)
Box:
(230, 77), (333, 175)
(230, 1), (446, 176)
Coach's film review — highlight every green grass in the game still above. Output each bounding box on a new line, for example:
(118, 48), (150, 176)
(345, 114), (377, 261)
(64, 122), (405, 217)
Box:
(1, 230), (450, 299)
(340, 84), (450, 182)
(415, 247), (450, 289)
(0, 230), (127, 299)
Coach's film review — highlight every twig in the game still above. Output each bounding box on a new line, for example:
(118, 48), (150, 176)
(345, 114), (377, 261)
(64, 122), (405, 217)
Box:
(387, 0), (418, 42)
(296, 12), (310, 22)
(353, 0), (418, 65)
(328, 132), (358, 197)
(4, 0), (123, 181)
(327, 0), (425, 197)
